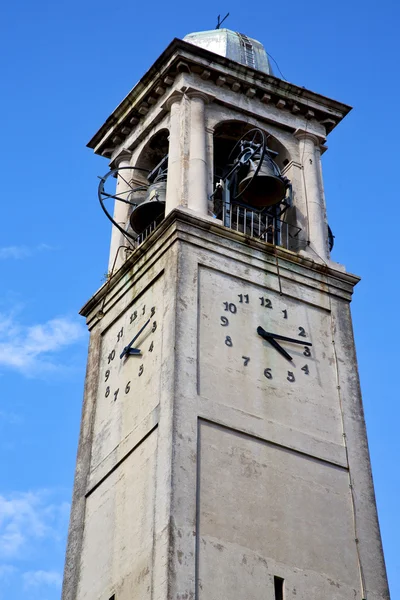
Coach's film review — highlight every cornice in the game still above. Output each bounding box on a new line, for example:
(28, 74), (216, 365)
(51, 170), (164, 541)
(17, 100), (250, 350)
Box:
(87, 38), (352, 159)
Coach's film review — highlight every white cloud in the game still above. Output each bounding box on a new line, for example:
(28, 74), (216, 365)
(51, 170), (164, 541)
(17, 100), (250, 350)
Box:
(0, 312), (86, 377)
(0, 490), (70, 560)
(23, 569), (62, 589)
(0, 244), (51, 260)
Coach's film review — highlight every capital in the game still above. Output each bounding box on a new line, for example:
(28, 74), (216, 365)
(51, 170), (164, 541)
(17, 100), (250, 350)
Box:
(111, 151), (132, 169)
(186, 89), (211, 104)
(294, 129), (325, 146)
(163, 91), (184, 111)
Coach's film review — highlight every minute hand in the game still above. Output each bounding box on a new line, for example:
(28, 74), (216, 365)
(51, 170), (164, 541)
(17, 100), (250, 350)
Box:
(257, 327), (312, 346)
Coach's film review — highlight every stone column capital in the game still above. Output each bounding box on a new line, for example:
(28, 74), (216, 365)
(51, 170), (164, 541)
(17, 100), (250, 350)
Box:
(294, 129), (325, 146)
(112, 151), (132, 169)
(163, 92), (184, 111)
(185, 89), (211, 104)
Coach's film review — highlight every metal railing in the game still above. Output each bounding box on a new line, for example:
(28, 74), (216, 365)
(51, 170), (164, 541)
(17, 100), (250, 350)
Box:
(132, 205), (301, 252)
(134, 214), (164, 247)
(222, 203), (301, 251)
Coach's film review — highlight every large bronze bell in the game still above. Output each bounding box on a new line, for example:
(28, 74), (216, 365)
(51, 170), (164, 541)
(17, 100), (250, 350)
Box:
(238, 154), (286, 207)
(129, 180), (166, 234)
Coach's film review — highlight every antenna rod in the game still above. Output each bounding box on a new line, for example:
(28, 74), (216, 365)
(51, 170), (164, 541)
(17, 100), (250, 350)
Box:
(216, 12), (229, 29)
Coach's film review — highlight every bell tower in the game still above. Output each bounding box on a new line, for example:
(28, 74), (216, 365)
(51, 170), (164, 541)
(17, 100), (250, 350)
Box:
(62, 29), (390, 600)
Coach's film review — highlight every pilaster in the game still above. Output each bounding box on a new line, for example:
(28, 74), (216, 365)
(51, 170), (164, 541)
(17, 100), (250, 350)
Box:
(187, 91), (209, 216)
(108, 152), (133, 272)
(295, 129), (329, 261)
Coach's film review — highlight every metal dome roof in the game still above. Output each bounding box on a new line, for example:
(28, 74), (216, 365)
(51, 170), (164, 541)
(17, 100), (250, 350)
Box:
(183, 29), (273, 75)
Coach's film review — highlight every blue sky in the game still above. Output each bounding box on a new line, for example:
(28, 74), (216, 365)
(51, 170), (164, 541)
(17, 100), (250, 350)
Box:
(0, 0), (399, 598)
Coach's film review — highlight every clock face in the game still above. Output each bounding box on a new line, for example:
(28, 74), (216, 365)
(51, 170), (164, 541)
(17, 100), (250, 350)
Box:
(198, 267), (342, 444)
(91, 276), (163, 471)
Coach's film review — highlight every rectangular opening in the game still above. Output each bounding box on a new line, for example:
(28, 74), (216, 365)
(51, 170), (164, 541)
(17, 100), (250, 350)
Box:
(274, 576), (284, 600)
(109, 595), (115, 600)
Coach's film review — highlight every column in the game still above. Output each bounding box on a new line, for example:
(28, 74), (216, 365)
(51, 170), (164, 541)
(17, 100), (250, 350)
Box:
(187, 92), (209, 216)
(295, 131), (329, 261)
(165, 95), (182, 216)
(108, 153), (132, 273)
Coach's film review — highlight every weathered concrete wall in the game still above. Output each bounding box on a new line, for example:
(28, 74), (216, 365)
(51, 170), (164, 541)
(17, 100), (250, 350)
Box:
(62, 211), (389, 600)
(77, 429), (158, 600)
(197, 420), (359, 600)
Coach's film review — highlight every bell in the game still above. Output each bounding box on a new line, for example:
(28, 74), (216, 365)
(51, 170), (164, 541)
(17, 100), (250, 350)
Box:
(238, 154), (286, 207)
(129, 180), (166, 234)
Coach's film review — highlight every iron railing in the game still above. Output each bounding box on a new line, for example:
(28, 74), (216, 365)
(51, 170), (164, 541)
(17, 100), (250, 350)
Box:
(222, 203), (301, 251)
(132, 205), (301, 252)
(133, 214), (164, 247)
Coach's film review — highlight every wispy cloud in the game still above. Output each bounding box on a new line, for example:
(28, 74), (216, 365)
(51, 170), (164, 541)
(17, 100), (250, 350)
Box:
(23, 569), (62, 589)
(0, 490), (69, 560)
(0, 244), (52, 260)
(0, 312), (86, 377)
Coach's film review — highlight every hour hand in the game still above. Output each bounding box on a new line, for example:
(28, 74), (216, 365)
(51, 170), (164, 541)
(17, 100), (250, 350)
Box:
(120, 318), (150, 359)
(257, 326), (293, 362)
(120, 346), (141, 358)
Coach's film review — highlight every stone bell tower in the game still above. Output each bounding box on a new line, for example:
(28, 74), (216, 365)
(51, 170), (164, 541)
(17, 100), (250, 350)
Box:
(62, 29), (390, 600)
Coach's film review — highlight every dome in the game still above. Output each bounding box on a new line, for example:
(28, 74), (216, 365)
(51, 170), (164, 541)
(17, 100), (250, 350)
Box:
(183, 29), (273, 75)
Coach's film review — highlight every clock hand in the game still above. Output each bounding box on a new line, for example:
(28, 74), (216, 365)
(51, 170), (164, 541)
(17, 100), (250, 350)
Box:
(120, 318), (150, 359)
(257, 327), (312, 347)
(257, 327), (293, 362)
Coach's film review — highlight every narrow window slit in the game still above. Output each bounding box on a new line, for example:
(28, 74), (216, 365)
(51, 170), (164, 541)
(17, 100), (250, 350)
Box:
(274, 576), (284, 600)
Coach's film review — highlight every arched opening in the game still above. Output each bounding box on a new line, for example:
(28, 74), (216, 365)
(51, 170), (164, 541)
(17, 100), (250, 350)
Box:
(213, 120), (290, 186)
(126, 129), (170, 237)
(135, 128), (169, 175)
(212, 120), (297, 249)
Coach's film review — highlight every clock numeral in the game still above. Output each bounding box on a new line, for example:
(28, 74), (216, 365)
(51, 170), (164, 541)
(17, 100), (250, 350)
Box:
(298, 327), (307, 337)
(130, 310), (137, 323)
(282, 309), (288, 319)
(242, 356), (250, 366)
(105, 369), (110, 382)
(149, 341), (154, 352)
(142, 305), (146, 315)
(238, 294), (249, 304)
(225, 336), (233, 347)
(138, 364), (144, 377)
(150, 306), (156, 317)
(264, 368), (273, 380)
(125, 381), (131, 394)
(223, 302), (237, 314)
(108, 350), (115, 364)
(287, 371), (295, 382)
(113, 388), (119, 402)
(220, 316), (229, 327)
(117, 327), (124, 342)
(301, 364), (309, 375)
(303, 346), (311, 357)
(105, 386), (110, 398)
(151, 321), (157, 333)
(259, 297), (273, 309)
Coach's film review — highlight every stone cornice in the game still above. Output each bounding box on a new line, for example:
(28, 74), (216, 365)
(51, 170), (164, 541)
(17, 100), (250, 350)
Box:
(87, 38), (352, 159)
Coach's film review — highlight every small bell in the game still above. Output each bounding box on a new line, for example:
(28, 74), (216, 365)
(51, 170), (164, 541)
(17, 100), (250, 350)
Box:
(129, 180), (166, 234)
(238, 154), (286, 207)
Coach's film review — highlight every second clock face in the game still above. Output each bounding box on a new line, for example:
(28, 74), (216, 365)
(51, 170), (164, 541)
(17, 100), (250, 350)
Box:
(198, 267), (342, 445)
(91, 275), (163, 471)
